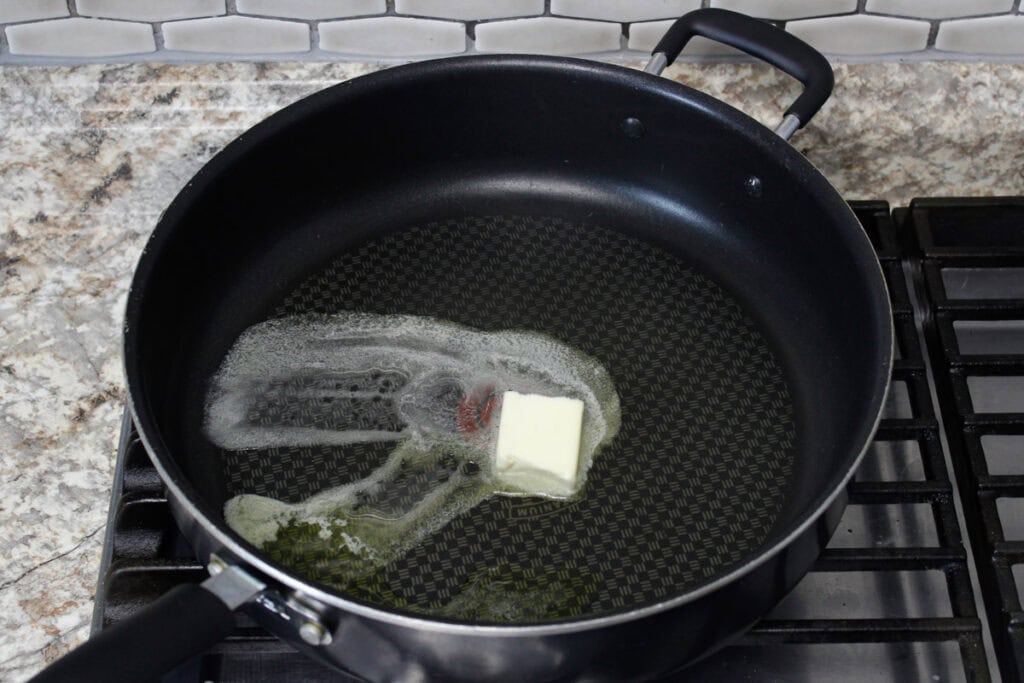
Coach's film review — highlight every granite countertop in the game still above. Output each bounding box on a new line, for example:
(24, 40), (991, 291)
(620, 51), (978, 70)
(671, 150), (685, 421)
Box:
(1, 60), (1023, 681)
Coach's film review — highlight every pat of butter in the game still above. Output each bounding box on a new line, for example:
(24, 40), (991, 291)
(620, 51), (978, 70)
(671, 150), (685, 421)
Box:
(494, 391), (584, 498)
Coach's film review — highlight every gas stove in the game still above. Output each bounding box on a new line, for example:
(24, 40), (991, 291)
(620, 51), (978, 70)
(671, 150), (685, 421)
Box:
(92, 198), (1024, 682)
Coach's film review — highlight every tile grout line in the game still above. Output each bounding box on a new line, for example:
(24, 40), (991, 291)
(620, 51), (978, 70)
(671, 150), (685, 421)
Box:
(3, 45), (1024, 65)
(153, 21), (164, 50)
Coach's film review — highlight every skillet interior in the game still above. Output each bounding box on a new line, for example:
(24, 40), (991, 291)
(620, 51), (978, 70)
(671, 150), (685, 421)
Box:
(125, 57), (891, 623)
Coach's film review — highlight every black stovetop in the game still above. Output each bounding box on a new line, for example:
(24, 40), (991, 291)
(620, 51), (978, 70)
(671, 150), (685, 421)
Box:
(92, 198), (1024, 682)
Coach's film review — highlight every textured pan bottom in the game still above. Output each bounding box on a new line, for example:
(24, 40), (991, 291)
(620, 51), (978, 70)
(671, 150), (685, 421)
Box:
(218, 214), (797, 622)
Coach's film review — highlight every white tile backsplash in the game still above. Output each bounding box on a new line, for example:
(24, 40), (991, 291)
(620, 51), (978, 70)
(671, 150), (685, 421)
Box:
(787, 15), (930, 55)
(163, 16), (310, 54)
(865, 0), (1013, 20)
(6, 17), (155, 56)
(551, 0), (699, 23)
(0, 0), (67, 25)
(76, 0), (226, 22)
(628, 20), (743, 55)
(395, 0), (543, 20)
(320, 17), (465, 56)
(711, 0), (856, 20)
(0, 0), (1022, 62)
(627, 20), (672, 51)
(475, 17), (621, 55)
(236, 0), (385, 20)
(936, 15), (1024, 54)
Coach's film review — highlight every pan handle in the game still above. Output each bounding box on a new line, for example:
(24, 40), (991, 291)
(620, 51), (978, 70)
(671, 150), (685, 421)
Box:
(646, 8), (833, 140)
(29, 566), (262, 683)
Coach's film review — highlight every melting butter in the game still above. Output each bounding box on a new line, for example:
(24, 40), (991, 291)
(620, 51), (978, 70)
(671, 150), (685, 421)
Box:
(210, 312), (621, 605)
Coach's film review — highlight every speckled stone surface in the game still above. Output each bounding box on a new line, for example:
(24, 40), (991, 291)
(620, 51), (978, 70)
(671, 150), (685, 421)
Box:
(0, 60), (1022, 681)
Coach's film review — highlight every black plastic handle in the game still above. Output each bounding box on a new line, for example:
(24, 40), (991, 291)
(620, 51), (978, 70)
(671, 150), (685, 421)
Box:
(29, 583), (235, 683)
(652, 8), (834, 129)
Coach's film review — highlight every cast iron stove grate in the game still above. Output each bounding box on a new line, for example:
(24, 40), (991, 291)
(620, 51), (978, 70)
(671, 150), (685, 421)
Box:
(91, 201), (1003, 682)
(902, 197), (1024, 683)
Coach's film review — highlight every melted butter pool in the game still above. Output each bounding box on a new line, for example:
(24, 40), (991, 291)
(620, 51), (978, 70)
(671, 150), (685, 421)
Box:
(207, 312), (621, 615)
